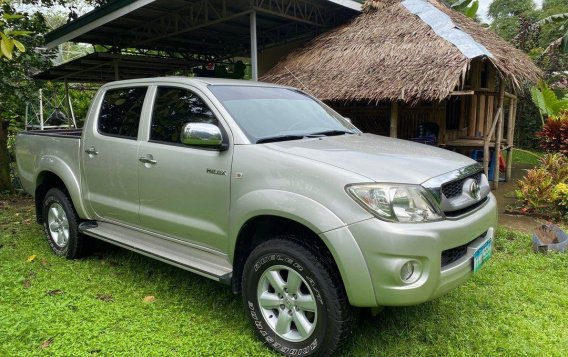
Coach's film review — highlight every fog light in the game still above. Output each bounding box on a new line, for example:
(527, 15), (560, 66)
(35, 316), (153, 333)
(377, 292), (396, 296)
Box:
(400, 260), (421, 283)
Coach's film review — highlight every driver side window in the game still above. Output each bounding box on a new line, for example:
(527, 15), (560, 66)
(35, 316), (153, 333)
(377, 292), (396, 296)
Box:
(150, 87), (218, 144)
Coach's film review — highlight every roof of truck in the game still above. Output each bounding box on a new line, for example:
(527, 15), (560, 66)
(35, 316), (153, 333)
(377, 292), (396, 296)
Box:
(101, 77), (292, 89)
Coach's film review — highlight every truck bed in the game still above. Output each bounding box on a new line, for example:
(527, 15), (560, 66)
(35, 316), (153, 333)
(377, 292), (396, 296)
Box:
(16, 129), (83, 198)
(21, 129), (83, 138)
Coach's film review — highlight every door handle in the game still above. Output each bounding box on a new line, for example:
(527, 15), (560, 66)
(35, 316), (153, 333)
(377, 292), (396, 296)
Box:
(85, 147), (99, 156)
(139, 156), (157, 165)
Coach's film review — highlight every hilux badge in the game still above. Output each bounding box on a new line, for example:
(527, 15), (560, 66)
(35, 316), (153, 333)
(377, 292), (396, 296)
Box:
(206, 168), (227, 176)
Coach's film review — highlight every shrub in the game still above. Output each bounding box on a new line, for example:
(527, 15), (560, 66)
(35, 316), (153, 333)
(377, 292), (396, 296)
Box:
(516, 153), (568, 220)
(537, 110), (568, 155)
(516, 95), (544, 150)
(554, 182), (568, 217)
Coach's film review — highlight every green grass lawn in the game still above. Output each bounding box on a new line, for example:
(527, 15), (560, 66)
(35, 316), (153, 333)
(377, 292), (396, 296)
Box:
(512, 149), (542, 166)
(1, 194), (567, 356)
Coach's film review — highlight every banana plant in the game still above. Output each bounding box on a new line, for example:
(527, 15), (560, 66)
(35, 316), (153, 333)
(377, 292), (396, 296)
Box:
(451, 0), (480, 19)
(535, 13), (568, 53)
(530, 80), (568, 125)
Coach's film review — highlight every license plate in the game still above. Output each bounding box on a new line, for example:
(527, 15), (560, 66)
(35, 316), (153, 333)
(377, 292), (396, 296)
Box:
(473, 238), (492, 273)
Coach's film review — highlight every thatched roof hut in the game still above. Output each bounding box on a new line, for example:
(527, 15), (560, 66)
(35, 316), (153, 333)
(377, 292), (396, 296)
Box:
(261, 0), (542, 189)
(261, 0), (541, 104)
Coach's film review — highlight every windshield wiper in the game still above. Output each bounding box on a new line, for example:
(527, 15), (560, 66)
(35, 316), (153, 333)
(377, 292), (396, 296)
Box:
(256, 130), (355, 144)
(256, 134), (306, 144)
(307, 129), (354, 137)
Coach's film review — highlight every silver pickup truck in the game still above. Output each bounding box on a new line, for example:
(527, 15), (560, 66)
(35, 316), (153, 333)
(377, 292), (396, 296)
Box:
(16, 77), (496, 356)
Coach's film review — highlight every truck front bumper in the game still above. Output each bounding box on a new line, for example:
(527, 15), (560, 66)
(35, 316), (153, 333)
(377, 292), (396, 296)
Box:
(326, 193), (498, 307)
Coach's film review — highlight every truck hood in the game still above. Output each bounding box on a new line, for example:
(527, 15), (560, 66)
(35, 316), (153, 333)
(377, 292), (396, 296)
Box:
(267, 133), (476, 184)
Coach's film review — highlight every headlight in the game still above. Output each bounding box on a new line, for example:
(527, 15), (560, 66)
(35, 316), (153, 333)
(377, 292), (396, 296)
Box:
(346, 183), (443, 223)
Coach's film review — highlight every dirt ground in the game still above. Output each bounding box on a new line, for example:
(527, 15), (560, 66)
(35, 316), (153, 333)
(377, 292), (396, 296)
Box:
(493, 163), (548, 234)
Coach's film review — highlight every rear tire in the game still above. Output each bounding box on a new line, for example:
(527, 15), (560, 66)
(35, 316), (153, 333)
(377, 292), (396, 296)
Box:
(41, 188), (90, 259)
(242, 237), (354, 356)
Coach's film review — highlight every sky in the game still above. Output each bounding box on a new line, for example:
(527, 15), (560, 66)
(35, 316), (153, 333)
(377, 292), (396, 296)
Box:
(478, 0), (544, 22)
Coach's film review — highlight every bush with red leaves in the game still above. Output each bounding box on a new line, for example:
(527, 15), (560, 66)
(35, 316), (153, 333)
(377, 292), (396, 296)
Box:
(537, 110), (568, 155)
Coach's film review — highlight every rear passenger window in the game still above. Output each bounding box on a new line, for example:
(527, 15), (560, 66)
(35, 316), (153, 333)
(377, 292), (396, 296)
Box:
(98, 87), (147, 139)
(150, 87), (218, 144)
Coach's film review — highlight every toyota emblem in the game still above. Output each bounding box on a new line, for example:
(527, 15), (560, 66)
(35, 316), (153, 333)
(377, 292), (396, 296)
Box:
(469, 180), (481, 200)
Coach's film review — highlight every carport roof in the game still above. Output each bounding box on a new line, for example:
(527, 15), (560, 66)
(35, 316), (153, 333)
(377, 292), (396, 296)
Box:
(44, 0), (363, 57)
(33, 52), (200, 82)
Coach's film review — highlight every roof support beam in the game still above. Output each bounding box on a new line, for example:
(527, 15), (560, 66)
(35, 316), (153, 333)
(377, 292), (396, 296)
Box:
(45, 0), (156, 49)
(125, 0), (347, 50)
(251, 0), (334, 27)
(128, 0), (247, 46)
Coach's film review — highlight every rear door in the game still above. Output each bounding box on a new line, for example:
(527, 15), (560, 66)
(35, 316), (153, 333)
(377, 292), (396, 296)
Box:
(137, 85), (232, 252)
(82, 86), (150, 225)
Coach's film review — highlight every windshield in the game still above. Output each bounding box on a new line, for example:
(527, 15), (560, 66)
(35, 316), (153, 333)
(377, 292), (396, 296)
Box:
(208, 85), (356, 143)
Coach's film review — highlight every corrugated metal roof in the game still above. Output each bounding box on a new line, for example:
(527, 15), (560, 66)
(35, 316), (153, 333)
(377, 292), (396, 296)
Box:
(402, 0), (493, 59)
(45, 0), (153, 48)
(44, 0), (363, 49)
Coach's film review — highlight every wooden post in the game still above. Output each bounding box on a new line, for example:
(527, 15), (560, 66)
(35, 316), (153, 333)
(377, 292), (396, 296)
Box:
(468, 61), (481, 137)
(438, 100), (447, 145)
(493, 82), (505, 189)
(390, 101), (399, 138)
(505, 97), (517, 182)
(477, 93), (485, 135)
(483, 106), (501, 177)
(486, 65), (496, 136)
(468, 94), (477, 137)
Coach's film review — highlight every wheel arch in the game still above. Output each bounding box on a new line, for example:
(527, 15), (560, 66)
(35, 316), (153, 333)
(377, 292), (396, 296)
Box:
(34, 166), (87, 223)
(232, 215), (337, 291)
(231, 213), (376, 307)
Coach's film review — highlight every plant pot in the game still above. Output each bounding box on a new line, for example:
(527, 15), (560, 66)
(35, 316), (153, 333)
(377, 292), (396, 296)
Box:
(532, 224), (568, 253)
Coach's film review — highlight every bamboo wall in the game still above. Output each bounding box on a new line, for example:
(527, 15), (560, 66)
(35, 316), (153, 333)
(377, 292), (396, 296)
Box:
(328, 59), (518, 185)
(329, 59), (509, 144)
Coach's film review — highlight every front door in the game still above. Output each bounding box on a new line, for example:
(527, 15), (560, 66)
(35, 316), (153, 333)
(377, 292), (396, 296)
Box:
(137, 86), (232, 252)
(82, 86), (148, 225)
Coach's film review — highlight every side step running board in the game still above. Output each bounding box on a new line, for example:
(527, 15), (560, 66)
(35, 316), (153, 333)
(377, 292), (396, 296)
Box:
(80, 221), (232, 284)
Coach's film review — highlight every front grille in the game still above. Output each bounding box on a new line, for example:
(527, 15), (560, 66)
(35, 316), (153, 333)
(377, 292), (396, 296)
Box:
(445, 196), (489, 218)
(441, 231), (487, 268)
(441, 172), (482, 199)
(441, 243), (469, 267)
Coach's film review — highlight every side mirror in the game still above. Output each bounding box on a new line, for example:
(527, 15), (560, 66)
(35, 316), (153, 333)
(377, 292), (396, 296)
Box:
(344, 117), (352, 124)
(180, 123), (225, 149)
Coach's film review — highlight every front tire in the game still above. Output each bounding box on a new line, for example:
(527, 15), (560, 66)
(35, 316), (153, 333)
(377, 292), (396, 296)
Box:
(242, 237), (354, 356)
(41, 188), (89, 259)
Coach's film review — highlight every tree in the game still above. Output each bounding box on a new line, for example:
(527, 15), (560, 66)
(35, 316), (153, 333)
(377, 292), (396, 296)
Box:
(488, 0), (536, 42)
(536, 13), (568, 53)
(514, 1), (568, 73)
(488, 0), (535, 19)
(501, 0), (568, 151)
(0, 3), (53, 192)
(450, 0), (480, 20)
(532, 0), (568, 56)
(530, 80), (568, 121)
(0, 0), (107, 192)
